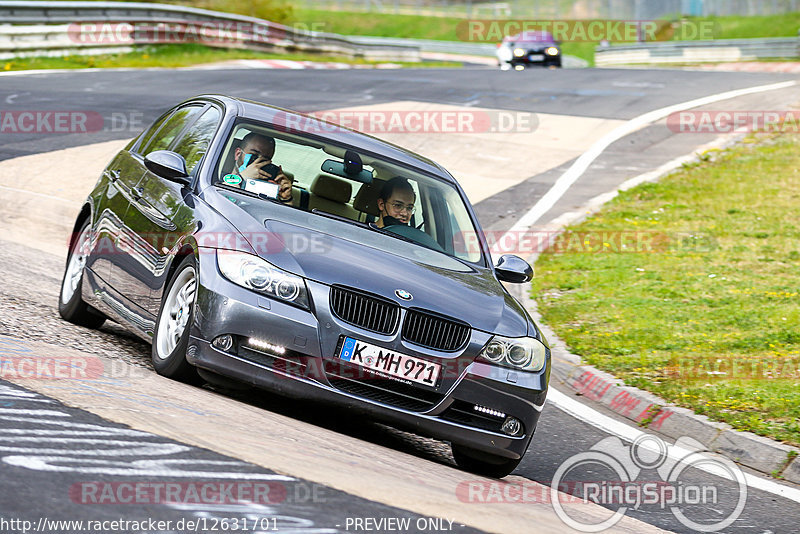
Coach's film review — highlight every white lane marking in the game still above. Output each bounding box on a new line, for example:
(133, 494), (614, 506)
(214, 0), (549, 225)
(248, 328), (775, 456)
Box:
(491, 79), (797, 254)
(0, 409), (69, 416)
(548, 387), (800, 504)
(0, 184), (74, 203)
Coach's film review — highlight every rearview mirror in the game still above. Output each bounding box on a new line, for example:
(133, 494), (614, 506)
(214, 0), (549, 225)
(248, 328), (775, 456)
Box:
(495, 254), (533, 283)
(145, 150), (190, 184)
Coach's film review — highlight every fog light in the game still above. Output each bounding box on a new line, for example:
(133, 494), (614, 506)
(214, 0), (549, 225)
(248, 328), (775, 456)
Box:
(212, 334), (233, 352)
(247, 337), (286, 355)
(501, 417), (523, 436)
(514, 65), (525, 71)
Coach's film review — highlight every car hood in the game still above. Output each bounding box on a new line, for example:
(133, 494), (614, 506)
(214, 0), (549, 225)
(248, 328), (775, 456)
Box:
(261, 219), (529, 337)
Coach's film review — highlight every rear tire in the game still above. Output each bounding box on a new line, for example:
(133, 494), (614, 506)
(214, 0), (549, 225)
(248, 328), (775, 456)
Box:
(452, 444), (522, 478)
(58, 219), (105, 329)
(152, 255), (200, 384)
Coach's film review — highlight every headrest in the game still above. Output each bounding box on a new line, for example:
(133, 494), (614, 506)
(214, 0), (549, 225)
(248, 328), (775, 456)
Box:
(353, 180), (385, 217)
(310, 174), (351, 204)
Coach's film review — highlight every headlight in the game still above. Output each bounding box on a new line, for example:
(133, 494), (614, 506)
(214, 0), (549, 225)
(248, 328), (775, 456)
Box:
(217, 250), (309, 309)
(513, 48), (525, 57)
(477, 335), (547, 372)
(545, 46), (559, 56)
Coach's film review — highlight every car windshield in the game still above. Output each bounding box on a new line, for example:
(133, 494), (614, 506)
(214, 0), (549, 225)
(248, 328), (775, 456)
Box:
(509, 31), (555, 43)
(213, 120), (484, 265)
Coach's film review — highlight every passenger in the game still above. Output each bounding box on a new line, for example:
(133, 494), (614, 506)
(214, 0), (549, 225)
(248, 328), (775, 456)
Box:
(223, 132), (293, 204)
(376, 177), (416, 228)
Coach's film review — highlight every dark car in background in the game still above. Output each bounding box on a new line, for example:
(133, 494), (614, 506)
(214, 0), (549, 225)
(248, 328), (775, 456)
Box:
(497, 31), (562, 68)
(58, 95), (551, 477)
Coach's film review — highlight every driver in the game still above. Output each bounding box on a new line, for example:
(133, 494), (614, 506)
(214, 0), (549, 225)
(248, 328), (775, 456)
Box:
(376, 176), (416, 228)
(223, 132), (293, 204)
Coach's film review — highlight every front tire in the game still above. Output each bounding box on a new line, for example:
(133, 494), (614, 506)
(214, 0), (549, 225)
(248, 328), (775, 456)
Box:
(452, 444), (522, 478)
(152, 255), (200, 383)
(58, 219), (105, 329)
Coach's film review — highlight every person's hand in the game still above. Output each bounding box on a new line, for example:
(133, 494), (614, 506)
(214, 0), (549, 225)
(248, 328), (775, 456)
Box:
(273, 172), (293, 202)
(239, 156), (269, 181)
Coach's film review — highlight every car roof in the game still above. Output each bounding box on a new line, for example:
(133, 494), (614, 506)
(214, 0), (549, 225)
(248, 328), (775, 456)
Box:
(193, 94), (454, 183)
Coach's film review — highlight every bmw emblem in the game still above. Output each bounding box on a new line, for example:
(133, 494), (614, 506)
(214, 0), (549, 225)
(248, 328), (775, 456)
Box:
(395, 289), (413, 301)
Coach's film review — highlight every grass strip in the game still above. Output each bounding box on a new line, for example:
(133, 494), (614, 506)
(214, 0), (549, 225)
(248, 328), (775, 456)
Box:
(1, 43), (461, 72)
(292, 9), (800, 66)
(531, 131), (800, 446)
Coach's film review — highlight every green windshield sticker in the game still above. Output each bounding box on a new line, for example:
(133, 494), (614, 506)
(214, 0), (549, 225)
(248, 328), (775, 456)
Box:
(222, 174), (242, 185)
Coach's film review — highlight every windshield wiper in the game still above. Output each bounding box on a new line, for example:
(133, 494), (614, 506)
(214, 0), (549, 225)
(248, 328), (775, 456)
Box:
(369, 224), (418, 245)
(310, 209), (372, 228)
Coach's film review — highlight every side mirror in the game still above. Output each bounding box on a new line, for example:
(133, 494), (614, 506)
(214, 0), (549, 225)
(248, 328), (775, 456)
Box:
(145, 150), (190, 184)
(495, 254), (533, 283)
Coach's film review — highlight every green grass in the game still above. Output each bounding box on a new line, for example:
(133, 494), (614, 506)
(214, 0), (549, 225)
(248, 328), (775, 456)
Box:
(1, 43), (460, 71)
(292, 9), (800, 66)
(531, 132), (800, 446)
(293, 8), (595, 64)
(706, 13), (800, 39)
(294, 9), (463, 40)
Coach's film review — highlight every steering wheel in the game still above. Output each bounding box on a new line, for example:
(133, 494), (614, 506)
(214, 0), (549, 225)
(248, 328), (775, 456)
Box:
(383, 224), (445, 252)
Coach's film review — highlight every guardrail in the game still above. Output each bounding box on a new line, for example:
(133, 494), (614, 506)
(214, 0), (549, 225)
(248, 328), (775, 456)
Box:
(595, 37), (800, 66)
(0, 0), (420, 62)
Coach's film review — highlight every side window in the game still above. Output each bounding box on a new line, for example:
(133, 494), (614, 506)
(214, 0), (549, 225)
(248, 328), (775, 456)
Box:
(140, 105), (203, 156)
(134, 111), (171, 153)
(171, 107), (221, 174)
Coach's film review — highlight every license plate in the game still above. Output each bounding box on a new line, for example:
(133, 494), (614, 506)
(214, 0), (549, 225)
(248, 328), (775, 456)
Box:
(528, 54), (544, 61)
(338, 337), (441, 387)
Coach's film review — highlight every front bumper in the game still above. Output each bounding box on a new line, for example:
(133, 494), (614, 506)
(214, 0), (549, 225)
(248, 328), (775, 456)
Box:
(505, 48), (561, 65)
(187, 253), (550, 460)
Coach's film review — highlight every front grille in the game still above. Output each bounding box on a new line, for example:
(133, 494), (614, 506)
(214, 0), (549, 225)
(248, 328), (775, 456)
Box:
(330, 286), (399, 335)
(402, 309), (470, 352)
(325, 361), (444, 411)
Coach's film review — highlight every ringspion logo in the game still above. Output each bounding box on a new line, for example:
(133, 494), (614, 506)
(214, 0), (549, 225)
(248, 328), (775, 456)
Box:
(550, 435), (746, 532)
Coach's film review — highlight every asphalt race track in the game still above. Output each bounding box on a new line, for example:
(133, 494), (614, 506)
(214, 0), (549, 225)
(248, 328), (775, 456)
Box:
(1, 65), (799, 533)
